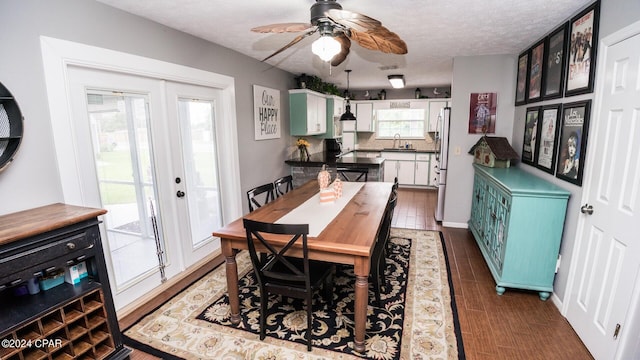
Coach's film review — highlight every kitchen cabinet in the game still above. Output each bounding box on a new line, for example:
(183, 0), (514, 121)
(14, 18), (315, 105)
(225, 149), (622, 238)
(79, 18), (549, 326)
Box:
(289, 89), (326, 135)
(354, 102), (374, 132)
(317, 95), (344, 139)
(428, 100), (448, 132)
(468, 164), (570, 300)
(342, 132), (356, 152)
(0, 204), (131, 360)
(414, 153), (431, 186)
(381, 151), (415, 184)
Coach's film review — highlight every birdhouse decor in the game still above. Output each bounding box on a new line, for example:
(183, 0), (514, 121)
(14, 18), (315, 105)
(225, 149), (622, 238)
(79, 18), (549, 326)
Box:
(468, 136), (519, 168)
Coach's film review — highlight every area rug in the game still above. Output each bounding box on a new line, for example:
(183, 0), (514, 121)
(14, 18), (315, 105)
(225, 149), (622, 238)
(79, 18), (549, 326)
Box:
(123, 229), (464, 359)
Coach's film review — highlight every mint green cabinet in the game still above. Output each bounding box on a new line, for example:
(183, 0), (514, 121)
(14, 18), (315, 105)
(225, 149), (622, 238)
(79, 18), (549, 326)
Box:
(468, 164), (570, 300)
(289, 89), (326, 136)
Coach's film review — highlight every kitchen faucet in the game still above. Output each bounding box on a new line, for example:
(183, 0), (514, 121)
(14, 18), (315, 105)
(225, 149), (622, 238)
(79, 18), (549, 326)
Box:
(393, 133), (401, 149)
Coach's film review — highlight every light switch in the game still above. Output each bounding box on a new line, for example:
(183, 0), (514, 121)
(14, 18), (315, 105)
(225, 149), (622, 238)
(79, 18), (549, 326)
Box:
(454, 146), (461, 155)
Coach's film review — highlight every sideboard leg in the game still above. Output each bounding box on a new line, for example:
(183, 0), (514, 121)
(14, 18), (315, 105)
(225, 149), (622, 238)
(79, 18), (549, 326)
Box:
(539, 291), (551, 301)
(496, 285), (506, 295)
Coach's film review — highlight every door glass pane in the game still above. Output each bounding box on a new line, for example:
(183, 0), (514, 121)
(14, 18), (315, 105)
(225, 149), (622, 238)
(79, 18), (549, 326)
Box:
(87, 91), (164, 288)
(177, 98), (223, 248)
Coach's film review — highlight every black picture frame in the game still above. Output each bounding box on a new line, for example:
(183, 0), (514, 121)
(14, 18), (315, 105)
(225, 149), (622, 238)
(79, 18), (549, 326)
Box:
(556, 100), (591, 186)
(521, 106), (541, 166)
(565, 1), (600, 97)
(542, 23), (569, 100)
(527, 39), (545, 103)
(535, 104), (562, 174)
(515, 51), (529, 105)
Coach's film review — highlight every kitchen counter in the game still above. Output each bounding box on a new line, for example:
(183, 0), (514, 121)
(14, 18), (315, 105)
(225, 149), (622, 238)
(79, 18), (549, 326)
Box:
(285, 152), (385, 185)
(357, 148), (438, 153)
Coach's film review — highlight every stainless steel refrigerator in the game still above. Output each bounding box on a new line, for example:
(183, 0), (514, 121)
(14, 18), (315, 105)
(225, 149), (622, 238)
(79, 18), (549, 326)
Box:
(435, 106), (451, 222)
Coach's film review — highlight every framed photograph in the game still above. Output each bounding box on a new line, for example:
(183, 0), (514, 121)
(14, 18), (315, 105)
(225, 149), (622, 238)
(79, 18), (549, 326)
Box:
(521, 106), (540, 166)
(556, 100), (591, 186)
(535, 104), (562, 174)
(515, 51), (529, 105)
(527, 40), (545, 102)
(565, 1), (600, 97)
(543, 23), (568, 100)
(468, 92), (497, 134)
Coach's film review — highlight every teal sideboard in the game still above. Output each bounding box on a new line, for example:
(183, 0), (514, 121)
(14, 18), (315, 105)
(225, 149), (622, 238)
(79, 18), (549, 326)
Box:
(469, 164), (570, 300)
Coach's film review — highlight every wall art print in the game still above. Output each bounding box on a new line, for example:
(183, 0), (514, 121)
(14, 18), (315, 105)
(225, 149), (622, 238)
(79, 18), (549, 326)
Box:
(468, 92), (497, 134)
(565, 1), (600, 97)
(253, 84), (281, 140)
(521, 107), (540, 166)
(528, 40), (545, 102)
(543, 23), (568, 100)
(515, 52), (529, 105)
(556, 100), (591, 186)
(536, 104), (562, 174)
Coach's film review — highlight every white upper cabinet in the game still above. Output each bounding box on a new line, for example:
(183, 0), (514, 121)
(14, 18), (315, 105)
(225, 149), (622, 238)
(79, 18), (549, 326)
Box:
(428, 100), (448, 132)
(354, 102), (374, 132)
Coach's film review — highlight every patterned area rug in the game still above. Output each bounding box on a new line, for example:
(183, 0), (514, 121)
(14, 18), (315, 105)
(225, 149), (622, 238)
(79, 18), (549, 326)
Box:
(123, 229), (464, 359)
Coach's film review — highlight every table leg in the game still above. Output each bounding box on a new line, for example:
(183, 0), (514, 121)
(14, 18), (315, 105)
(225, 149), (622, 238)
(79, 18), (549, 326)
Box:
(353, 256), (370, 353)
(222, 240), (241, 324)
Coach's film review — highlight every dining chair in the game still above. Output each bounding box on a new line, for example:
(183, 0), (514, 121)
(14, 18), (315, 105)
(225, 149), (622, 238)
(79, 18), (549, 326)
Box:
(273, 175), (294, 197)
(370, 192), (397, 307)
(247, 183), (275, 212)
(337, 167), (369, 182)
(242, 219), (335, 351)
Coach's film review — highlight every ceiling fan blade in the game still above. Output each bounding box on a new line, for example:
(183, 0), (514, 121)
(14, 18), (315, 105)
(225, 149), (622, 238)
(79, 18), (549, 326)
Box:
(326, 9), (382, 32)
(260, 28), (318, 62)
(251, 23), (312, 33)
(349, 26), (408, 55)
(330, 34), (351, 67)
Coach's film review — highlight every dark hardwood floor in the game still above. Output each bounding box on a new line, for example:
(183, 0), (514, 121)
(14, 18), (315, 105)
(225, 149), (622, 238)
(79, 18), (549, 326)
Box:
(122, 188), (593, 360)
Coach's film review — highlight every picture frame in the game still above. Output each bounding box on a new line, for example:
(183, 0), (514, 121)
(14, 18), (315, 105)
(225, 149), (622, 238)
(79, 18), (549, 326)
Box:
(556, 100), (591, 186)
(565, 1), (600, 97)
(527, 39), (545, 102)
(521, 106), (540, 166)
(253, 84), (281, 140)
(542, 23), (569, 100)
(535, 104), (562, 174)
(515, 51), (529, 105)
(468, 92), (497, 134)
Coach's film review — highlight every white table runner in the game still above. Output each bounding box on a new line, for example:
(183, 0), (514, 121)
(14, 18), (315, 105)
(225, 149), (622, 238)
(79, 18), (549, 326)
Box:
(275, 182), (365, 237)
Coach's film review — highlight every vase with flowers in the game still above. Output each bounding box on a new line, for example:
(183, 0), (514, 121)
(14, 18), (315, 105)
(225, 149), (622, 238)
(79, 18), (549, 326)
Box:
(296, 138), (310, 161)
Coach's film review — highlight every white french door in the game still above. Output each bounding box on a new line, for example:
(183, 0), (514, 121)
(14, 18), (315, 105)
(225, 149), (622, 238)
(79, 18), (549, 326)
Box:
(565, 26), (640, 359)
(67, 67), (223, 309)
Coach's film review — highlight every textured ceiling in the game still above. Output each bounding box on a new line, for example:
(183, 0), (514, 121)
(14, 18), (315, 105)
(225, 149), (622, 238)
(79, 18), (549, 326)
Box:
(96, 0), (591, 90)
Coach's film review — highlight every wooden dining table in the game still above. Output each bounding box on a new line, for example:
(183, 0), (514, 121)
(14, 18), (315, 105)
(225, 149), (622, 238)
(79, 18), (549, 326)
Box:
(212, 179), (393, 353)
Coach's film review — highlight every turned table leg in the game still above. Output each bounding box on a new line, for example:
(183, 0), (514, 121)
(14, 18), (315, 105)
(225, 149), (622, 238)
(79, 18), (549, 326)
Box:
(353, 256), (370, 353)
(222, 241), (241, 324)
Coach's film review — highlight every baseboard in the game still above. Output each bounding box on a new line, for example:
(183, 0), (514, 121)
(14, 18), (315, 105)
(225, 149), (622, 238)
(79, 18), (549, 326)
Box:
(442, 221), (468, 229)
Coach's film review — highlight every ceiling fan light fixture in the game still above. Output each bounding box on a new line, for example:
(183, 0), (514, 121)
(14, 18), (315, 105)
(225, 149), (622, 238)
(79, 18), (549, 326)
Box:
(312, 35), (341, 62)
(388, 75), (405, 89)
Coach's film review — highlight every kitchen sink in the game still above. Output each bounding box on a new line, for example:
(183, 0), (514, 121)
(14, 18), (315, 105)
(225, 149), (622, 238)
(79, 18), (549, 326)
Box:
(382, 148), (417, 151)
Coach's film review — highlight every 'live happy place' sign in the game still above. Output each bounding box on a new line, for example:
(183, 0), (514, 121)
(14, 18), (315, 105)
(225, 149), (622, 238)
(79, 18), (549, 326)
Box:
(253, 85), (281, 140)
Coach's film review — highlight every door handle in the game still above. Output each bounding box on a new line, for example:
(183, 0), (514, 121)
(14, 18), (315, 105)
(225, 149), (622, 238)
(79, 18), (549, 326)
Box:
(176, 190), (185, 198)
(581, 204), (594, 215)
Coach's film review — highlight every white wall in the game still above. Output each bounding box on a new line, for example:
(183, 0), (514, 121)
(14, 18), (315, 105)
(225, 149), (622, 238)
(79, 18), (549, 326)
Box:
(0, 0), (294, 215)
(443, 55), (516, 227)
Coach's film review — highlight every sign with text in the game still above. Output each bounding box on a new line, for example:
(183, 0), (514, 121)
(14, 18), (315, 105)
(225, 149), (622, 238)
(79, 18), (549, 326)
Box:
(253, 85), (281, 140)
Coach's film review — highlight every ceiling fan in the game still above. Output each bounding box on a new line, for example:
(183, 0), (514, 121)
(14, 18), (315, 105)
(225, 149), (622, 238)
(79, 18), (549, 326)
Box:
(251, 0), (408, 66)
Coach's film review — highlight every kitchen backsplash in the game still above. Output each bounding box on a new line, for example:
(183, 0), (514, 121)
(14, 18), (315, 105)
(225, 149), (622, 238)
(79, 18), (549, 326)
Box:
(355, 132), (438, 151)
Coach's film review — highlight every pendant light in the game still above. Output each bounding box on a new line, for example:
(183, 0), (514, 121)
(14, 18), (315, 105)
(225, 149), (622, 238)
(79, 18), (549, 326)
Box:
(340, 69), (356, 121)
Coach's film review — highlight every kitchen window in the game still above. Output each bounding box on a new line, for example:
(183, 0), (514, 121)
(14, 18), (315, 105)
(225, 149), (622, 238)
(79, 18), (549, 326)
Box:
(376, 108), (426, 138)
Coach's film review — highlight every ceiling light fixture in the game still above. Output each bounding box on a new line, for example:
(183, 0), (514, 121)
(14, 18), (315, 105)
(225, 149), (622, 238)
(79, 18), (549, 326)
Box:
(388, 74), (405, 89)
(311, 35), (341, 62)
(340, 69), (356, 121)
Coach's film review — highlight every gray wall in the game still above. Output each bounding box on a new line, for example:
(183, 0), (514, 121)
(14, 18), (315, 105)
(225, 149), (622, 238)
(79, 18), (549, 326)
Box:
(0, 0), (294, 215)
(444, 55), (516, 226)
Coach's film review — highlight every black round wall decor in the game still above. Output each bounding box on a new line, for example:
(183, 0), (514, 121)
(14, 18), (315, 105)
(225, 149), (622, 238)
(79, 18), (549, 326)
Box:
(0, 82), (23, 172)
